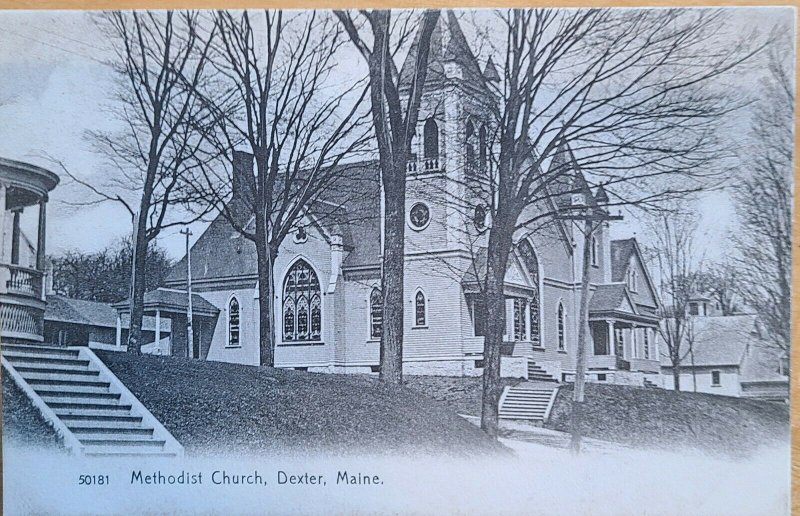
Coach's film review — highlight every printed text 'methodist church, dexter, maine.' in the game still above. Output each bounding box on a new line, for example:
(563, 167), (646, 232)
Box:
(161, 13), (663, 386)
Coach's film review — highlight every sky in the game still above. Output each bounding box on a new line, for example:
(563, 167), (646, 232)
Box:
(0, 8), (793, 266)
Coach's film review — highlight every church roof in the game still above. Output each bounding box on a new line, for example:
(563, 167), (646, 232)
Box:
(164, 160), (382, 285)
(398, 10), (490, 97)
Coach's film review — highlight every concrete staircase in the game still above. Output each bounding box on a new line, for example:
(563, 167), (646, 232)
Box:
(2, 344), (183, 457)
(527, 361), (559, 382)
(498, 383), (559, 423)
(643, 377), (659, 388)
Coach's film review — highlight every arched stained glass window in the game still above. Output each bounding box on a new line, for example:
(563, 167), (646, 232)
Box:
(228, 296), (240, 347)
(370, 288), (382, 339)
(517, 240), (541, 345)
(282, 259), (322, 342)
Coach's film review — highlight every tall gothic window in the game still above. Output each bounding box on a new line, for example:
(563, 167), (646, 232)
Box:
(557, 302), (565, 351)
(414, 290), (427, 327)
(228, 296), (240, 347)
(479, 125), (487, 170)
(370, 288), (382, 339)
(283, 259), (322, 342)
(513, 298), (527, 341)
(423, 118), (439, 159)
(517, 240), (541, 346)
(591, 236), (599, 266)
(643, 329), (650, 359)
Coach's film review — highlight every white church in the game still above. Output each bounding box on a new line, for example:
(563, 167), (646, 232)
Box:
(152, 12), (663, 386)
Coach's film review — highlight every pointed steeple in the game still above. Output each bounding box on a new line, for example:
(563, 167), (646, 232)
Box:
(594, 184), (610, 205)
(398, 10), (490, 96)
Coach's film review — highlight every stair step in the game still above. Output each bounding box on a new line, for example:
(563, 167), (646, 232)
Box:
(502, 402), (550, 408)
(499, 415), (544, 420)
(79, 442), (166, 454)
(70, 426), (154, 436)
(39, 393), (121, 403)
(33, 385), (113, 395)
(14, 362), (100, 377)
(84, 451), (178, 458)
(26, 377), (109, 388)
(78, 435), (164, 445)
(3, 353), (89, 366)
(48, 401), (132, 411)
(1, 344), (80, 356)
(58, 413), (143, 422)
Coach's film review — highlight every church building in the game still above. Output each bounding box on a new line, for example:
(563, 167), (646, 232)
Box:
(161, 12), (663, 386)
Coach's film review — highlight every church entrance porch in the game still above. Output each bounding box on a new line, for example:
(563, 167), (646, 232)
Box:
(587, 317), (660, 378)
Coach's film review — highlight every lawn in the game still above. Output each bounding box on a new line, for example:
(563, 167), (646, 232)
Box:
(2, 375), (64, 451)
(94, 351), (508, 457)
(546, 383), (789, 458)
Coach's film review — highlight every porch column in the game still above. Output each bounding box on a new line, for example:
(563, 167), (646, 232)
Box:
(155, 309), (161, 354)
(116, 314), (122, 348)
(36, 197), (46, 272)
(652, 327), (659, 360)
(10, 208), (21, 265)
(607, 320), (615, 356)
(631, 324), (638, 359)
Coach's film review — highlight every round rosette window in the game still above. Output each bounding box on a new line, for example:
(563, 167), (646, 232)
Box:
(409, 202), (431, 231)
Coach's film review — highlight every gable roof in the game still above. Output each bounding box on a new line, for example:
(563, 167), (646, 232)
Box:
(660, 315), (759, 367)
(610, 239), (636, 283)
(45, 294), (167, 331)
(398, 10), (490, 97)
(589, 284), (636, 314)
(112, 288), (219, 317)
(165, 160), (382, 284)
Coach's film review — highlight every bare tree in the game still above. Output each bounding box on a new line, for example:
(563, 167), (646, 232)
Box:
(334, 9), (441, 384)
(188, 11), (371, 366)
(466, 8), (763, 438)
(61, 11), (216, 354)
(650, 211), (701, 391)
(694, 262), (742, 315)
(733, 31), (793, 352)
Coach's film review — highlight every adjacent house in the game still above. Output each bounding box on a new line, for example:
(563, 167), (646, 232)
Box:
(660, 313), (789, 401)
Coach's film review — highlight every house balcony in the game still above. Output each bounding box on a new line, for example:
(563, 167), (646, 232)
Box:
(0, 157), (59, 344)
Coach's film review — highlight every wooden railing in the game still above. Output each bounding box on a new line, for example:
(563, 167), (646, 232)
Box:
(0, 302), (43, 340)
(407, 157), (440, 173)
(0, 263), (43, 299)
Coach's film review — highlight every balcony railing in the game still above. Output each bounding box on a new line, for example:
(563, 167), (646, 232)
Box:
(407, 157), (440, 174)
(0, 263), (44, 299)
(0, 302), (43, 340)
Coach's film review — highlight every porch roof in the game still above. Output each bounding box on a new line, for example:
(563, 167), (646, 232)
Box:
(112, 287), (219, 317)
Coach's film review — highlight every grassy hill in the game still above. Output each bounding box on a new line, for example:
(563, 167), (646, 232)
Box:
(2, 375), (63, 450)
(94, 351), (507, 457)
(546, 383), (789, 458)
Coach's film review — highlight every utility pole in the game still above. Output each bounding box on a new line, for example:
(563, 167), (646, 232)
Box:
(180, 228), (194, 359)
(557, 197), (622, 454)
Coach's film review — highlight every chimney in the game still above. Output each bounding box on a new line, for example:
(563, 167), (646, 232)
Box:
(231, 150), (254, 202)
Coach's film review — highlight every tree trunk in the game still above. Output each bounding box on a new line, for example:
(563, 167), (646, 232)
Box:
(570, 220), (594, 454)
(126, 202), (151, 355)
(380, 163), (406, 384)
(480, 224), (513, 437)
(672, 363), (681, 391)
(255, 213), (275, 367)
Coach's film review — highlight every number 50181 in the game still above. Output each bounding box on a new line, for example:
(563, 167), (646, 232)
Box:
(78, 474), (109, 485)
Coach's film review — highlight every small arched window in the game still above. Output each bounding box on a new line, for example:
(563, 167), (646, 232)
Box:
(414, 290), (427, 327)
(423, 118), (439, 159)
(228, 296), (241, 347)
(283, 259), (322, 342)
(557, 302), (565, 351)
(370, 288), (383, 339)
(591, 236), (598, 266)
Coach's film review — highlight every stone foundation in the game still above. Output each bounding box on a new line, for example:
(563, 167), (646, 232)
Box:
(403, 359), (483, 377)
